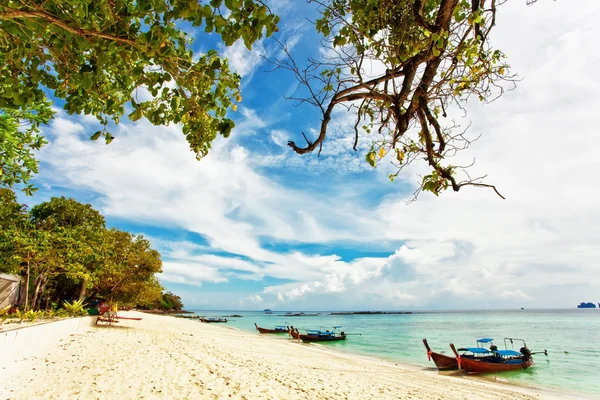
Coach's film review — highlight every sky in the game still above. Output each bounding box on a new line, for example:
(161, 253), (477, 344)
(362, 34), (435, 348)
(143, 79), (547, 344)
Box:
(21, 0), (600, 311)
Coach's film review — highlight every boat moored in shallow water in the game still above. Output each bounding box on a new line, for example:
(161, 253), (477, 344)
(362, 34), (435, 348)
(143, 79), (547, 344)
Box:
(298, 326), (346, 342)
(254, 323), (289, 334)
(200, 317), (227, 323)
(449, 338), (546, 374)
(423, 338), (497, 370)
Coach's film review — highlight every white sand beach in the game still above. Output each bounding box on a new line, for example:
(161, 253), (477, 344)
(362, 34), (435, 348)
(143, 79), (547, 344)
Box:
(0, 312), (577, 399)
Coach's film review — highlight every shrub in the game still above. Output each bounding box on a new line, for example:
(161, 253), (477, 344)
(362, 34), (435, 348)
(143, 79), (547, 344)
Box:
(14, 309), (25, 323)
(24, 310), (38, 322)
(0, 305), (10, 329)
(63, 299), (87, 317)
(54, 308), (70, 318)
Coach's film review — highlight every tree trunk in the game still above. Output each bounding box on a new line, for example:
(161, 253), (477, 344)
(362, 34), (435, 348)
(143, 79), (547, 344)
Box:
(77, 278), (87, 301)
(24, 260), (30, 311)
(34, 276), (49, 310)
(31, 273), (45, 311)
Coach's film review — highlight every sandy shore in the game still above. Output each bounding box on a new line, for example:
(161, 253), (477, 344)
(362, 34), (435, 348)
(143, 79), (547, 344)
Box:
(0, 311), (583, 399)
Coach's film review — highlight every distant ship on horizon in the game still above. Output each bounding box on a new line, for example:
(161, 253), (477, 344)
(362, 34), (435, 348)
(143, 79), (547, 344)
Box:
(577, 302), (597, 309)
(263, 309), (272, 314)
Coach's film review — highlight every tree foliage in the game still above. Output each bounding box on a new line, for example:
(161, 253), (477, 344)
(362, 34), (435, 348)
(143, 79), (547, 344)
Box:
(275, 0), (518, 199)
(158, 291), (185, 311)
(0, 188), (30, 274)
(0, 189), (174, 310)
(94, 229), (163, 304)
(0, 0), (279, 191)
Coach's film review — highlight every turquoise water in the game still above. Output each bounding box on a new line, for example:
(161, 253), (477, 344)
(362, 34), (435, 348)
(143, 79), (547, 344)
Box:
(188, 309), (600, 396)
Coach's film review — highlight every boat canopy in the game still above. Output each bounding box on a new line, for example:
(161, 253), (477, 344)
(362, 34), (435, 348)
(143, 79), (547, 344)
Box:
(307, 329), (334, 336)
(458, 347), (492, 354)
(274, 325), (287, 329)
(477, 338), (494, 343)
(496, 349), (521, 357)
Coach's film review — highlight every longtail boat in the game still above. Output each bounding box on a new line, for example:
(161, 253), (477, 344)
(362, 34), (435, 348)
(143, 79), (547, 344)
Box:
(422, 338), (459, 370)
(254, 323), (289, 334)
(449, 338), (544, 374)
(423, 338), (497, 370)
(200, 317), (227, 323)
(298, 326), (346, 343)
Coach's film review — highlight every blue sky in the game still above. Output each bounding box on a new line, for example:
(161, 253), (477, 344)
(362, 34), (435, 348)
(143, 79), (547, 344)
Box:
(21, 0), (600, 310)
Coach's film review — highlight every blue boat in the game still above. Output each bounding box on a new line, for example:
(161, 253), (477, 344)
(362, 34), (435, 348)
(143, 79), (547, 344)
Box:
(263, 309), (273, 314)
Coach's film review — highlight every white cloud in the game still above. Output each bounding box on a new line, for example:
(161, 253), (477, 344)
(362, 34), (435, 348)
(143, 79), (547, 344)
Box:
(159, 261), (228, 286)
(33, 0), (600, 310)
(240, 294), (264, 307)
(221, 40), (265, 77)
(270, 129), (289, 148)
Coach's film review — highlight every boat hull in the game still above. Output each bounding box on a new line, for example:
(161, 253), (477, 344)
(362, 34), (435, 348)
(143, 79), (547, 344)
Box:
(423, 339), (459, 370)
(431, 352), (459, 370)
(200, 319), (227, 323)
(299, 334), (346, 343)
(255, 323), (288, 334)
(460, 357), (533, 374)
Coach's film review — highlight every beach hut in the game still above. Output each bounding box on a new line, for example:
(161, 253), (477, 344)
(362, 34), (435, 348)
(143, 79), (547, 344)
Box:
(0, 273), (22, 309)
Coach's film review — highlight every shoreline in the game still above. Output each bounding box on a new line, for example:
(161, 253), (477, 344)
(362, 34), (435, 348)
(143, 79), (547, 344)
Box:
(2, 312), (595, 399)
(222, 323), (590, 399)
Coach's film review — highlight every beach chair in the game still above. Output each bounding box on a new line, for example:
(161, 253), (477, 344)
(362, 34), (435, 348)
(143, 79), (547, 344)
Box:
(95, 302), (119, 326)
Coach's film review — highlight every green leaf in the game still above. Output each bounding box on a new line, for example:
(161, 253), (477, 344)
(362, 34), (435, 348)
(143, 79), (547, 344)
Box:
(128, 108), (143, 122)
(90, 131), (102, 141)
(333, 36), (347, 47)
(366, 151), (376, 168)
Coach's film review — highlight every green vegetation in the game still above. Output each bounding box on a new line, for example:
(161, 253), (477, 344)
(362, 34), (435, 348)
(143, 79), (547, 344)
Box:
(0, 0), (278, 192)
(1, 1), (542, 198)
(0, 188), (183, 314)
(62, 299), (87, 317)
(157, 291), (184, 311)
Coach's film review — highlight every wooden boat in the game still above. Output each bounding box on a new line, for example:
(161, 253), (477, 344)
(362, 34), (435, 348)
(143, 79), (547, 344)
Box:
(449, 338), (538, 374)
(298, 326), (346, 342)
(200, 317), (227, 323)
(423, 338), (458, 370)
(254, 323), (289, 334)
(423, 338), (498, 370)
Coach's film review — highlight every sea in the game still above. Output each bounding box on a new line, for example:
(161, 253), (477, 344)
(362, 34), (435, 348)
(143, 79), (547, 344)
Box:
(187, 309), (600, 397)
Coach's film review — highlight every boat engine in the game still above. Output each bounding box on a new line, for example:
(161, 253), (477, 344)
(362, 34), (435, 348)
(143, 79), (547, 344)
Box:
(520, 346), (532, 362)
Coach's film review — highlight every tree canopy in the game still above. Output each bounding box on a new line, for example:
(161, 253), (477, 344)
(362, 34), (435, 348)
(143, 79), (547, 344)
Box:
(0, 189), (178, 310)
(0, 0), (278, 192)
(273, 0), (519, 199)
